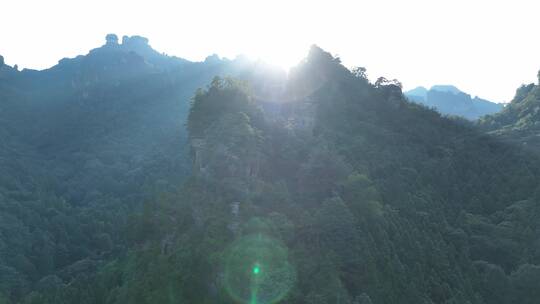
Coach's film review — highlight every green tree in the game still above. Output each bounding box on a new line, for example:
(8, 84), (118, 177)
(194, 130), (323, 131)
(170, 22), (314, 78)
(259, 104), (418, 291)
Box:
(511, 264), (540, 303)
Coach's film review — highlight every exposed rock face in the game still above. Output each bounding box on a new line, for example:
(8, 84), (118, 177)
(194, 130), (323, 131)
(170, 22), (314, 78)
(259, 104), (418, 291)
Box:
(99, 33), (189, 70)
(122, 35), (149, 47)
(191, 138), (206, 175)
(105, 34), (119, 45)
(227, 201), (241, 236)
(105, 33), (148, 48)
(281, 97), (316, 132)
(0, 55), (17, 78)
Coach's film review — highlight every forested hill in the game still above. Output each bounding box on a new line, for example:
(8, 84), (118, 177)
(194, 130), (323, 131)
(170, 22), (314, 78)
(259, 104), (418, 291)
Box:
(0, 34), (285, 303)
(178, 47), (540, 303)
(479, 72), (540, 149)
(1, 41), (540, 304)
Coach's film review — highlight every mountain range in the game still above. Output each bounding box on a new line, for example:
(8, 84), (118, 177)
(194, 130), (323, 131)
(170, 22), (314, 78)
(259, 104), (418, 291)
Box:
(405, 85), (504, 120)
(1, 35), (540, 303)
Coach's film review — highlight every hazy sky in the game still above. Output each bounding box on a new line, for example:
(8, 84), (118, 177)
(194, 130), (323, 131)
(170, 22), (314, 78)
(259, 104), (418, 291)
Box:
(1, 0), (539, 102)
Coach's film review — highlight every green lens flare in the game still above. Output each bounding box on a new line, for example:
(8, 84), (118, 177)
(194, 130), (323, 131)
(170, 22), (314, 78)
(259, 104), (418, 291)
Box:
(253, 265), (260, 275)
(223, 234), (295, 304)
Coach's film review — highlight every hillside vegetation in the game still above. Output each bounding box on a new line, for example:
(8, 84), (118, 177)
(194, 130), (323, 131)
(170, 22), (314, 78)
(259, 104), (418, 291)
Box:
(1, 41), (540, 303)
(480, 72), (540, 149)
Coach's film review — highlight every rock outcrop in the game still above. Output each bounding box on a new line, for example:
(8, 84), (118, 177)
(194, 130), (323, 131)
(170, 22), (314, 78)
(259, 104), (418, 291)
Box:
(122, 35), (149, 48)
(105, 33), (119, 46)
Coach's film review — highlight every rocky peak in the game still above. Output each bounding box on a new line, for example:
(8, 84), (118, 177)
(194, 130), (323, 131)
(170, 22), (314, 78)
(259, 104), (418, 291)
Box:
(105, 33), (119, 46)
(204, 54), (221, 64)
(122, 35), (149, 48)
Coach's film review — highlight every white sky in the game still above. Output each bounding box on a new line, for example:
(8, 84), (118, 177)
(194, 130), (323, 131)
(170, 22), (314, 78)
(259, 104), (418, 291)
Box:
(1, 0), (539, 102)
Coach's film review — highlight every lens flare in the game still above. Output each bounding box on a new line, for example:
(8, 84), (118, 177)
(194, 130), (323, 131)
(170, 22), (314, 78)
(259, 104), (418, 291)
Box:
(253, 264), (260, 275)
(223, 234), (295, 304)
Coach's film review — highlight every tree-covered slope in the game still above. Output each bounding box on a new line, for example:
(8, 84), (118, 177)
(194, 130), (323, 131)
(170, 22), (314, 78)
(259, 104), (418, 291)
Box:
(0, 34), (286, 302)
(2, 41), (540, 304)
(480, 72), (540, 149)
(22, 46), (540, 304)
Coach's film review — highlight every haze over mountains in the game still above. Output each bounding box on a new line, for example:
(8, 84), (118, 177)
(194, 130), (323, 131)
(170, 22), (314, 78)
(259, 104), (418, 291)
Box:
(1, 34), (540, 304)
(0, 34), (284, 302)
(405, 85), (504, 120)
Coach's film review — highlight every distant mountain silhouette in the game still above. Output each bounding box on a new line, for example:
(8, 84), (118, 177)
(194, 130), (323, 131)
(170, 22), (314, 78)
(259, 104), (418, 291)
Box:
(405, 86), (428, 99)
(430, 85), (462, 94)
(405, 85), (503, 119)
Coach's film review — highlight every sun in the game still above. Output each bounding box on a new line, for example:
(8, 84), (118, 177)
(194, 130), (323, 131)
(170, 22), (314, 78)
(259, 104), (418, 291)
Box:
(246, 46), (306, 71)
(263, 52), (302, 70)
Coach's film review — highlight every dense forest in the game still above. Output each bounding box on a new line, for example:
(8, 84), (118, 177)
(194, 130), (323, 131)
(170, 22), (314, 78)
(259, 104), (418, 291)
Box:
(1, 36), (540, 303)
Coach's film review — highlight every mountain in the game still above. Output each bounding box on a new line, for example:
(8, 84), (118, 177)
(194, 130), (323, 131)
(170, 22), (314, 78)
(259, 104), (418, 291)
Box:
(431, 85), (462, 94)
(1, 40), (540, 304)
(405, 85), (503, 120)
(0, 34), (222, 203)
(405, 86), (428, 99)
(115, 47), (539, 304)
(0, 34), (285, 302)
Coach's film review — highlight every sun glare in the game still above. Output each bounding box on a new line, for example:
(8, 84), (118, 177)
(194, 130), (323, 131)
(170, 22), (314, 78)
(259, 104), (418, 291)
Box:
(248, 50), (304, 71)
